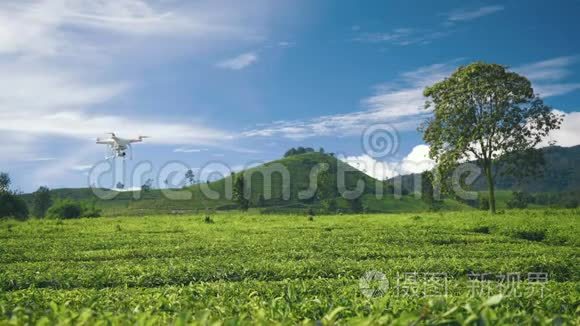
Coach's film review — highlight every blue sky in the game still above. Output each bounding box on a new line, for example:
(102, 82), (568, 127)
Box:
(1, 0), (580, 192)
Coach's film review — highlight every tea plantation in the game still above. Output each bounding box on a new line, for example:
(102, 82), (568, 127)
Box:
(0, 210), (578, 324)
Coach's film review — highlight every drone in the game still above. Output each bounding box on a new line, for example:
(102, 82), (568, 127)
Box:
(96, 133), (149, 159)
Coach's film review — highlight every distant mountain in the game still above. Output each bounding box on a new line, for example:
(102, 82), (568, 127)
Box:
(394, 145), (580, 193)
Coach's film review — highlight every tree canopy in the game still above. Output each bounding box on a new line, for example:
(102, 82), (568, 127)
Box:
(420, 62), (562, 213)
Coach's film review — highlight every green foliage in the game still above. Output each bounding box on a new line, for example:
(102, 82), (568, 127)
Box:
(32, 186), (52, 218)
(233, 174), (249, 211)
(347, 196), (363, 213)
(479, 195), (490, 211)
(0, 210), (577, 324)
(0, 172), (28, 220)
(283, 146), (315, 157)
(321, 198), (337, 213)
(506, 191), (533, 209)
(0, 172), (10, 194)
(47, 199), (101, 219)
(421, 62), (563, 214)
(562, 197), (578, 209)
(141, 178), (153, 192)
(185, 169), (195, 186)
(0, 192), (29, 220)
(47, 199), (83, 219)
(421, 171), (435, 207)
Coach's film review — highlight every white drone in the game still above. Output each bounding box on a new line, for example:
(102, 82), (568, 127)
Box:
(96, 133), (149, 159)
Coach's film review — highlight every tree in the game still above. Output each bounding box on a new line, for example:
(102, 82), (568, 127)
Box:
(32, 186), (52, 218)
(47, 199), (83, 219)
(256, 194), (266, 207)
(0, 192), (28, 220)
(317, 166), (336, 201)
(507, 191), (533, 209)
(479, 195), (490, 211)
(348, 196), (363, 213)
(421, 62), (562, 214)
(322, 198), (337, 213)
(421, 171), (434, 208)
(141, 178), (153, 192)
(116, 182), (124, 189)
(0, 172), (10, 194)
(0, 172), (28, 220)
(185, 169), (195, 186)
(233, 174), (249, 211)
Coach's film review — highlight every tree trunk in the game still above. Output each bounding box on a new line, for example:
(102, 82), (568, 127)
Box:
(485, 161), (496, 214)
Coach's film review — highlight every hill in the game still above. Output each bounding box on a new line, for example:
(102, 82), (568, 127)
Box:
(395, 145), (580, 192)
(21, 152), (466, 215)
(23, 146), (580, 215)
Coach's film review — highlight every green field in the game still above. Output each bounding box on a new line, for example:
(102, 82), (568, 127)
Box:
(1, 210), (578, 324)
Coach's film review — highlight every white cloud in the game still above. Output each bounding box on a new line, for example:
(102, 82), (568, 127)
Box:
(243, 61), (456, 139)
(543, 110), (580, 147)
(0, 111), (231, 145)
(340, 145), (435, 180)
(515, 56), (576, 81)
(71, 164), (93, 172)
(244, 56), (580, 141)
(446, 5), (504, 22)
(0, 0), (282, 163)
(514, 56), (580, 98)
(174, 148), (208, 153)
(354, 28), (449, 46)
(0, 0), (266, 57)
(216, 52), (258, 70)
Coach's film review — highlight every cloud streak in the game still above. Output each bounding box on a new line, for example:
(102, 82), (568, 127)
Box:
(446, 5), (504, 22)
(243, 56), (580, 141)
(216, 52), (259, 70)
(243, 61), (458, 139)
(514, 56), (580, 98)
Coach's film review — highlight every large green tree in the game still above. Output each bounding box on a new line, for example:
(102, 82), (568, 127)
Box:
(420, 62), (562, 214)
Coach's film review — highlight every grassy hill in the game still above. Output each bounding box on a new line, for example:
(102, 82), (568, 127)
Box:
(22, 146), (580, 215)
(20, 152), (465, 215)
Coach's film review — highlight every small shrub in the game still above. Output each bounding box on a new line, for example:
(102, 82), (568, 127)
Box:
(472, 226), (490, 234)
(410, 215), (422, 221)
(47, 199), (83, 219)
(515, 230), (546, 242)
(204, 211), (214, 224)
(479, 197), (490, 211)
(507, 191), (532, 209)
(562, 197), (578, 209)
(47, 199), (101, 219)
(82, 202), (102, 218)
